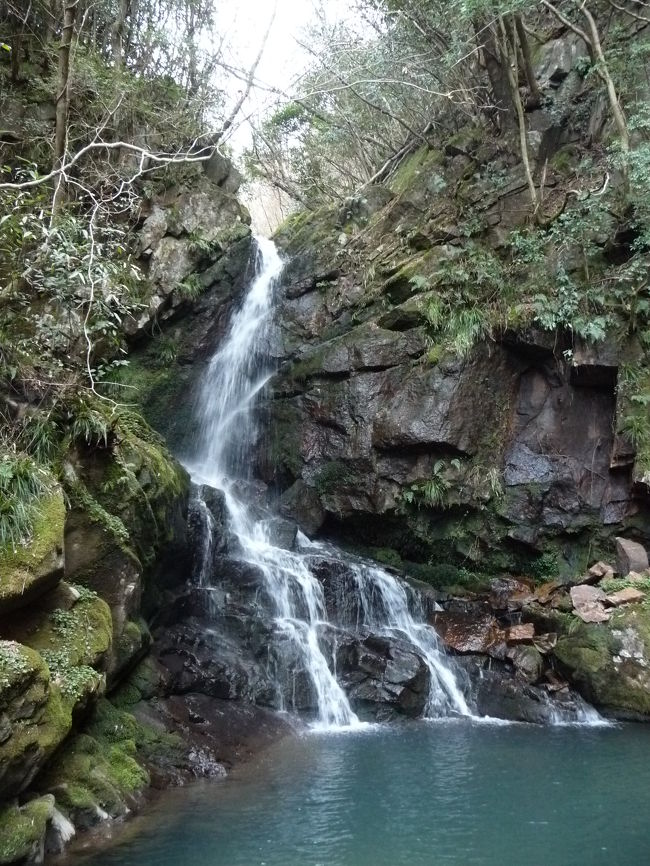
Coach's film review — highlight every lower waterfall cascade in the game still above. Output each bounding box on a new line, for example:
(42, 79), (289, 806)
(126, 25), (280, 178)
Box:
(184, 236), (601, 730)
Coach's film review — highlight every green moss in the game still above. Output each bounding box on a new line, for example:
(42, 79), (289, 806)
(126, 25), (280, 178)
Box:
(290, 350), (326, 384)
(553, 607), (650, 714)
(0, 652), (73, 789)
(110, 357), (178, 430)
(0, 797), (53, 865)
(68, 415), (188, 576)
(0, 490), (65, 612)
(111, 656), (162, 707)
(0, 490), (64, 573)
(28, 594), (113, 670)
(314, 461), (358, 496)
(113, 618), (149, 673)
(550, 145), (579, 175)
(389, 145), (445, 196)
(274, 205), (339, 257)
(268, 403), (304, 480)
(373, 548), (403, 569)
(38, 700), (153, 816)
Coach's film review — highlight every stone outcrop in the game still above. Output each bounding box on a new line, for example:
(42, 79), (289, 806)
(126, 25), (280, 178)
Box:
(265, 119), (650, 584)
(615, 537), (649, 577)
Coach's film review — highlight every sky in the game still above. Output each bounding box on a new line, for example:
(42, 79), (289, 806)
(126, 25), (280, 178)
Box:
(208, 0), (367, 232)
(214, 0), (355, 152)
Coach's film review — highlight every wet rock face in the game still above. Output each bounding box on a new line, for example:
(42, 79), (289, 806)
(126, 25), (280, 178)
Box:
(337, 633), (430, 719)
(266, 262), (650, 569)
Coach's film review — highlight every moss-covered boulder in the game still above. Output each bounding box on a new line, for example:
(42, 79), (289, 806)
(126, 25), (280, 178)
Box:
(0, 795), (55, 865)
(64, 417), (189, 680)
(526, 602), (650, 717)
(553, 605), (650, 717)
(0, 490), (65, 616)
(2, 583), (112, 711)
(35, 699), (162, 828)
(0, 642), (71, 798)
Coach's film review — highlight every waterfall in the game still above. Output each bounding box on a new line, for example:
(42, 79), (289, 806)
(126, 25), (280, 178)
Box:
(186, 237), (471, 729)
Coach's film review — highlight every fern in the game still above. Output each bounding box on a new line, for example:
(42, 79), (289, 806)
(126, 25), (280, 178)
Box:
(0, 452), (53, 547)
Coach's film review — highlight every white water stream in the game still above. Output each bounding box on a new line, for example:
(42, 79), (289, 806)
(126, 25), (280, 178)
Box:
(185, 237), (470, 729)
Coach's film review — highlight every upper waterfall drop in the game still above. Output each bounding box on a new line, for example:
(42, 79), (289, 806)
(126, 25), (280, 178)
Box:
(185, 236), (472, 729)
(192, 236), (283, 486)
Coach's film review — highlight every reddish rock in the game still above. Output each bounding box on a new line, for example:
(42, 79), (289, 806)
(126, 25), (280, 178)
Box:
(489, 578), (535, 612)
(606, 587), (645, 607)
(534, 580), (561, 604)
(506, 623), (535, 645)
(433, 611), (506, 657)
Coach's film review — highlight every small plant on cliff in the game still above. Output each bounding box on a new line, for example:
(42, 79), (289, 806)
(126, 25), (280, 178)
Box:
(69, 399), (111, 447)
(400, 459), (461, 510)
(0, 452), (53, 547)
(0, 642), (33, 690)
(153, 336), (178, 365)
(176, 274), (204, 301)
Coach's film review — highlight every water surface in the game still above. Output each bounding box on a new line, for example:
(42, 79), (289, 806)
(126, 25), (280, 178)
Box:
(74, 720), (650, 866)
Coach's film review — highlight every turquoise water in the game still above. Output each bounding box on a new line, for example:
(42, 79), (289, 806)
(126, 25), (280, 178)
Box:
(74, 721), (650, 866)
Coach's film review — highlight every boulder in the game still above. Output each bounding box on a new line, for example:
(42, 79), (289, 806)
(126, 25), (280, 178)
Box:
(489, 578), (535, 612)
(554, 607), (650, 716)
(606, 587), (645, 607)
(457, 656), (590, 724)
(203, 151), (242, 193)
(615, 537), (649, 577)
(506, 623), (535, 645)
(570, 584), (610, 623)
(263, 517), (298, 551)
(0, 642), (72, 798)
(507, 645), (544, 682)
(0, 795), (55, 865)
(534, 34), (589, 86)
(587, 561), (615, 583)
(279, 480), (325, 536)
(337, 634), (430, 718)
(433, 611), (506, 657)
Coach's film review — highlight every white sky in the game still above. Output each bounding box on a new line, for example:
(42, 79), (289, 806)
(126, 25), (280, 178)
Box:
(214, 0), (355, 151)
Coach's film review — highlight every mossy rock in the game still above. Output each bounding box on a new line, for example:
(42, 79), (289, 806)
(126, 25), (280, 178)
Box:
(2, 585), (111, 716)
(0, 795), (54, 865)
(553, 605), (650, 716)
(0, 642), (72, 798)
(35, 698), (185, 824)
(0, 490), (65, 615)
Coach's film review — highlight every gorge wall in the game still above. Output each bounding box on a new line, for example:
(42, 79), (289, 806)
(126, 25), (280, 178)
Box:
(2, 14), (650, 866)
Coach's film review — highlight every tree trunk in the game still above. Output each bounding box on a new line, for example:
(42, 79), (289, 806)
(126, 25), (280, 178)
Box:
(476, 20), (515, 132)
(514, 14), (542, 107)
(497, 16), (540, 216)
(578, 1), (629, 172)
(10, 23), (22, 83)
(53, 0), (77, 214)
(111, 0), (130, 66)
